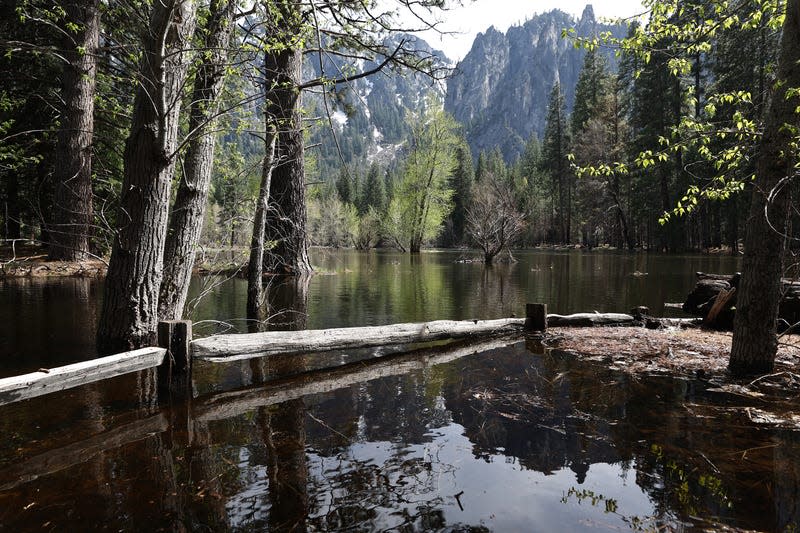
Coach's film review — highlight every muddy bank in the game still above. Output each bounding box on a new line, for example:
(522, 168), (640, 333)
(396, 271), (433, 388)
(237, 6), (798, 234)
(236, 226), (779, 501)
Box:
(1, 257), (107, 278)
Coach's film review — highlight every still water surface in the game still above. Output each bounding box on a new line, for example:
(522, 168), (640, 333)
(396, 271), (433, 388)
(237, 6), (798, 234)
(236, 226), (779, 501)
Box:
(3, 249), (797, 531)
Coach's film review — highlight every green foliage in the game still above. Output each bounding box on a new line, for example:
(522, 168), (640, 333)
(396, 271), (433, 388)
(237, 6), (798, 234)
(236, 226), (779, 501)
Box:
(572, 0), (784, 225)
(384, 102), (459, 252)
(571, 48), (610, 136)
(307, 194), (358, 248)
(443, 140), (474, 246)
(335, 168), (353, 204)
(211, 145), (257, 247)
(541, 82), (572, 243)
(361, 162), (386, 214)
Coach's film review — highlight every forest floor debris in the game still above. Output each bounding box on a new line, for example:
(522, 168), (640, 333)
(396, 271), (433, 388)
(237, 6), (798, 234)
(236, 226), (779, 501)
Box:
(0, 243), (249, 278)
(544, 326), (800, 378)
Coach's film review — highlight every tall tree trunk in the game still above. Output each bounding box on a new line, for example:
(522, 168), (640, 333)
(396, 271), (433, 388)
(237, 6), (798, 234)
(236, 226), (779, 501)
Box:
(159, 0), (236, 321)
(97, 1), (197, 353)
(247, 126), (278, 318)
(262, 2), (311, 276)
(48, 0), (100, 261)
(730, 0), (800, 375)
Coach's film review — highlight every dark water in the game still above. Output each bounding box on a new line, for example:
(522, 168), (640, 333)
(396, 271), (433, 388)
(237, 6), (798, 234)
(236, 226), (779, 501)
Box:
(1, 249), (740, 376)
(5, 249), (796, 532)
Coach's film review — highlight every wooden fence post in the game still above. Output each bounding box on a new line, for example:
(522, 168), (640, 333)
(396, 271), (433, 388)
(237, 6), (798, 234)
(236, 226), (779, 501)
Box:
(525, 303), (547, 333)
(157, 320), (193, 400)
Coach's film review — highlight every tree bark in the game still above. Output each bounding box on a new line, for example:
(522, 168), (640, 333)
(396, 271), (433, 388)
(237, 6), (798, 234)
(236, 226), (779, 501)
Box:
(730, 0), (800, 375)
(159, 0), (236, 321)
(247, 126), (277, 318)
(97, 1), (197, 353)
(262, 3), (311, 275)
(48, 1), (100, 261)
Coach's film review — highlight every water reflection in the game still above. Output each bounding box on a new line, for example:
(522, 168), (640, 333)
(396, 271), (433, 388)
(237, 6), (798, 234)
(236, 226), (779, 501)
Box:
(6, 249), (782, 531)
(1, 334), (799, 531)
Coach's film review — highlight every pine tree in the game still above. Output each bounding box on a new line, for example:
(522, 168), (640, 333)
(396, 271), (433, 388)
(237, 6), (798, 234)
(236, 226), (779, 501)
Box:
(448, 141), (474, 246)
(475, 151), (488, 182)
(541, 83), (571, 243)
(335, 168), (352, 204)
(362, 162), (386, 213)
(571, 48), (609, 137)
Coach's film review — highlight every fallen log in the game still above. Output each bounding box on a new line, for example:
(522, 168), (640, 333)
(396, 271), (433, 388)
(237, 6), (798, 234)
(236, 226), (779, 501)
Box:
(704, 288), (736, 328)
(191, 318), (526, 361)
(546, 313), (637, 327)
(683, 272), (800, 330)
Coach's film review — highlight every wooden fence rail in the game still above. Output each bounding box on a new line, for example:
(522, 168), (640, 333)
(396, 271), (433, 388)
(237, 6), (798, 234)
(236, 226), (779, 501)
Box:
(0, 347), (165, 407)
(191, 318), (527, 361)
(1, 303), (647, 407)
(194, 337), (520, 422)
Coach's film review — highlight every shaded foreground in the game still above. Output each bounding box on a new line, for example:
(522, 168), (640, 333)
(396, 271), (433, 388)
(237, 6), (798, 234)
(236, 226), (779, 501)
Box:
(1, 329), (799, 531)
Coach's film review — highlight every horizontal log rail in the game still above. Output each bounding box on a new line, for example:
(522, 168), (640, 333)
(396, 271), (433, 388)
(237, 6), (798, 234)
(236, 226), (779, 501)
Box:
(191, 317), (527, 361)
(0, 347), (166, 407)
(0, 304), (674, 406)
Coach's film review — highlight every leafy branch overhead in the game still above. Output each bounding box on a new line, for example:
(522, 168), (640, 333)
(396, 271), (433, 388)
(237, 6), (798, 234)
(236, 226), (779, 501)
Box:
(566, 0), (791, 224)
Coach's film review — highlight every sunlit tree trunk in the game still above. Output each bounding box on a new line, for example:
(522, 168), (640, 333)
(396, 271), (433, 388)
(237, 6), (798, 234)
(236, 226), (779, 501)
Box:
(262, 1), (311, 276)
(730, 0), (800, 375)
(159, 0), (236, 321)
(49, 0), (100, 261)
(97, 1), (197, 353)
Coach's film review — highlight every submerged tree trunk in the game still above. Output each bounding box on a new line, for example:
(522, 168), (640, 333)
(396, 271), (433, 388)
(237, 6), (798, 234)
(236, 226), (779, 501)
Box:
(159, 0), (236, 321)
(97, 1), (197, 353)
(48, 0), (100, 261)
(730, 0), (800, 375)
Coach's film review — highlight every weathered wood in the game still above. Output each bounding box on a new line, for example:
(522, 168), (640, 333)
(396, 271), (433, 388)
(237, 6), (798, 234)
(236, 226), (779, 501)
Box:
(525, 303), (547, 332)
(683, 273), (739, 316)
(684, 272), (800, 329)
(0, 412), (168, 491)
(696, 271), (741, 281)
(158, 320), (192, 374)
(0, 347), (166, 406)
(158, 320), (192, 400)
(194, 337), (521, 422)
(546, 313), (636, 327)
(191, 318), (525, 361)
(704, 288), (736, 329)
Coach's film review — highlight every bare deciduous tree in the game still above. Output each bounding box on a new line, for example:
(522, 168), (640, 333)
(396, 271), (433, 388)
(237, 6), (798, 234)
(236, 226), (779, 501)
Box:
(466, 175), (526, 264)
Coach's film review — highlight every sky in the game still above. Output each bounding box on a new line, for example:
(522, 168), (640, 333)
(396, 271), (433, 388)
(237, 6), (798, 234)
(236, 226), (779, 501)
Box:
(412, 1), (647, 61)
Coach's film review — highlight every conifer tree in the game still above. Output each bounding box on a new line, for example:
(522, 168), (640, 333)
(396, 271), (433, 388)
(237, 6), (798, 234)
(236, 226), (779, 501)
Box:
(541, 83), (571, 243)
(362, 162), (386, 213)
(447, 141), (474, 246)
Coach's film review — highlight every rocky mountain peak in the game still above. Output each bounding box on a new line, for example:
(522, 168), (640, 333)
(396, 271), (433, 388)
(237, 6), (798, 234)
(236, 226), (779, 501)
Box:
(444, 5), (626, 162)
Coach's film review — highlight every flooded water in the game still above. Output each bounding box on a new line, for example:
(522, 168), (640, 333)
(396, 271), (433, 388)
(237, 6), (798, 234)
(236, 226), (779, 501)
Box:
(5, 249), (795, 532)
